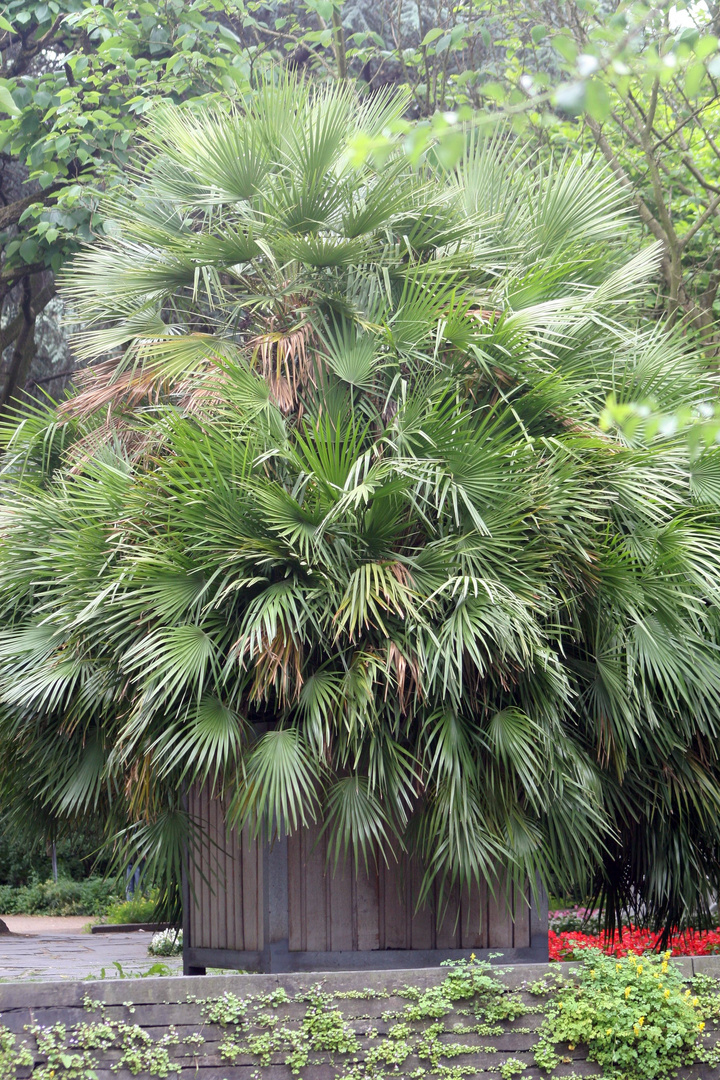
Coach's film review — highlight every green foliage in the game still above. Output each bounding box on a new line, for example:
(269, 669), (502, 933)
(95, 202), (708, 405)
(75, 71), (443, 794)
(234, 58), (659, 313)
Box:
(0, 876), (119, 915)
(500, 1060), (526, 1079)
(83, 961), (176, 980)
(534, 949), (719, 1079)
(26, 1018), (179, 1077)
(0, 0), (255, 280)
(201, 991), (248, 1027)
(203, 960), (528, 1077)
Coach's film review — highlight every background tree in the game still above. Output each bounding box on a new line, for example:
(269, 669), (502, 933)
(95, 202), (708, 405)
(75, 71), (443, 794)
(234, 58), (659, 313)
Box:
(0, 0), (260, 410)
(489, 0), (720, 338)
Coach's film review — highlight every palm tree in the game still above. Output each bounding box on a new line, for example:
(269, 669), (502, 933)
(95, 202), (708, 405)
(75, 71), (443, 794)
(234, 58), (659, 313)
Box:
(2, 75), (720, 935)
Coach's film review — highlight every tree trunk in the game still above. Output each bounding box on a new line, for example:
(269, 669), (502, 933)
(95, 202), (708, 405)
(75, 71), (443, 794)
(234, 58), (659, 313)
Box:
(0, 272), (56, 413)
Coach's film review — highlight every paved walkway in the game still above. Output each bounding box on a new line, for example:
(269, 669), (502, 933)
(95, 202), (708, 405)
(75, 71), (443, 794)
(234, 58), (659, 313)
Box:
(0, 916), (182, 981)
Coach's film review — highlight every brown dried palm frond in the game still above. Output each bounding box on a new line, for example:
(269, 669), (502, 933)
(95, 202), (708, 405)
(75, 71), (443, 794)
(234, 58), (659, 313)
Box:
(65, 405), (164, 473)
(249, 318), (314, 414)
(386, 640), (421, 713)
(60, 358), (192, 416)
(61, 334), (234, 417)
(174, 370), (230, 418)
(249, 626), (304, 706)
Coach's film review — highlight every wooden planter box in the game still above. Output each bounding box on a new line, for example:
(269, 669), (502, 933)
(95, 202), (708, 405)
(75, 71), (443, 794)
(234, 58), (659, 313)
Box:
(183, 785), (548, 974)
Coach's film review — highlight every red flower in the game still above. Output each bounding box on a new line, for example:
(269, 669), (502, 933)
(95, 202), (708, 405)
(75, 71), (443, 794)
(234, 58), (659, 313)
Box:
(548, 926), (720, 961)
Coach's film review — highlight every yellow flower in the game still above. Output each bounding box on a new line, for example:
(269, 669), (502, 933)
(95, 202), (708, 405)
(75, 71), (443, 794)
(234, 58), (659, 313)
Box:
(616, 963), (622, 971)
(638, 1016), (645, 1026)
(692, 997), (699, 1007)
(470, 953), (476, 961)
(606, 1028), (613, 1036)
(664, 990), (670, 998)
(685, 990), (691, 998)
(661, 961), (668, 972)
(568, 1044), (576, 1050)
(558, 1002), (563, 1009)
(664, 950), (672, 959)
(624, 987), (632, 998)
(698, 1021), (706, 1031)
(637, 964), (643, 974)
(633, 1025), (640, 1036)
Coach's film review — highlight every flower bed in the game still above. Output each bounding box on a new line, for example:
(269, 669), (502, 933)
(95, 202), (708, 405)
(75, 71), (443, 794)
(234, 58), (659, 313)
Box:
(550, 926), (720, 961)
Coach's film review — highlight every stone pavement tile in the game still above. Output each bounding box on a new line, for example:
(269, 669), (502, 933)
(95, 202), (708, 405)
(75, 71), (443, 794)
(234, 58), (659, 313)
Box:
(0, 932), (182, 981)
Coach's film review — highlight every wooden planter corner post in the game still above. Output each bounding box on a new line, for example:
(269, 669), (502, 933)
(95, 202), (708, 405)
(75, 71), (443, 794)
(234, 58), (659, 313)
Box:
(183, 785), (549, 975)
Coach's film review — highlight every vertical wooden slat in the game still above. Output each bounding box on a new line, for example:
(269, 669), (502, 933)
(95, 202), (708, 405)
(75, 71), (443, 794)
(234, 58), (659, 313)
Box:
(409, 856), (434, 949)
(209, 795), (220, 950)
(287, 829), (303, 951)
(329, 854), (353, 951)
(512, 882), (531, 948)
(226, 805), (239, 951)
(460, 877), (488, 949)
(241, 823), (259, 950)
(304, 820), (328, 950)
(354, 857), (380, 951)
(220, 797), (230, 950)
(215, 792), (224, 945)
(215, 795), (226, 950)
(378, 860), (386, 950)
(255, 826), (264, 949)
(188, 787), (199, 949)
(435, 879), (461, 949)
(382, 853), (409, 949)
(200, 786), (212, 950)
(487, 869), (514, 947)
(300, 828), (307, 951)
(204, 788), (214, 951)
(231, 816), (244, 952)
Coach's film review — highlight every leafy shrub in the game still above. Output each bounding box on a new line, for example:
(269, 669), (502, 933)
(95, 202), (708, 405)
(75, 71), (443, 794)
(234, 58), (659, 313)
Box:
(148, 928), (182, 956)
(535, 948), (718, 1079)
(104, 892), (159, 925)
(0, 877), (119, 916)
